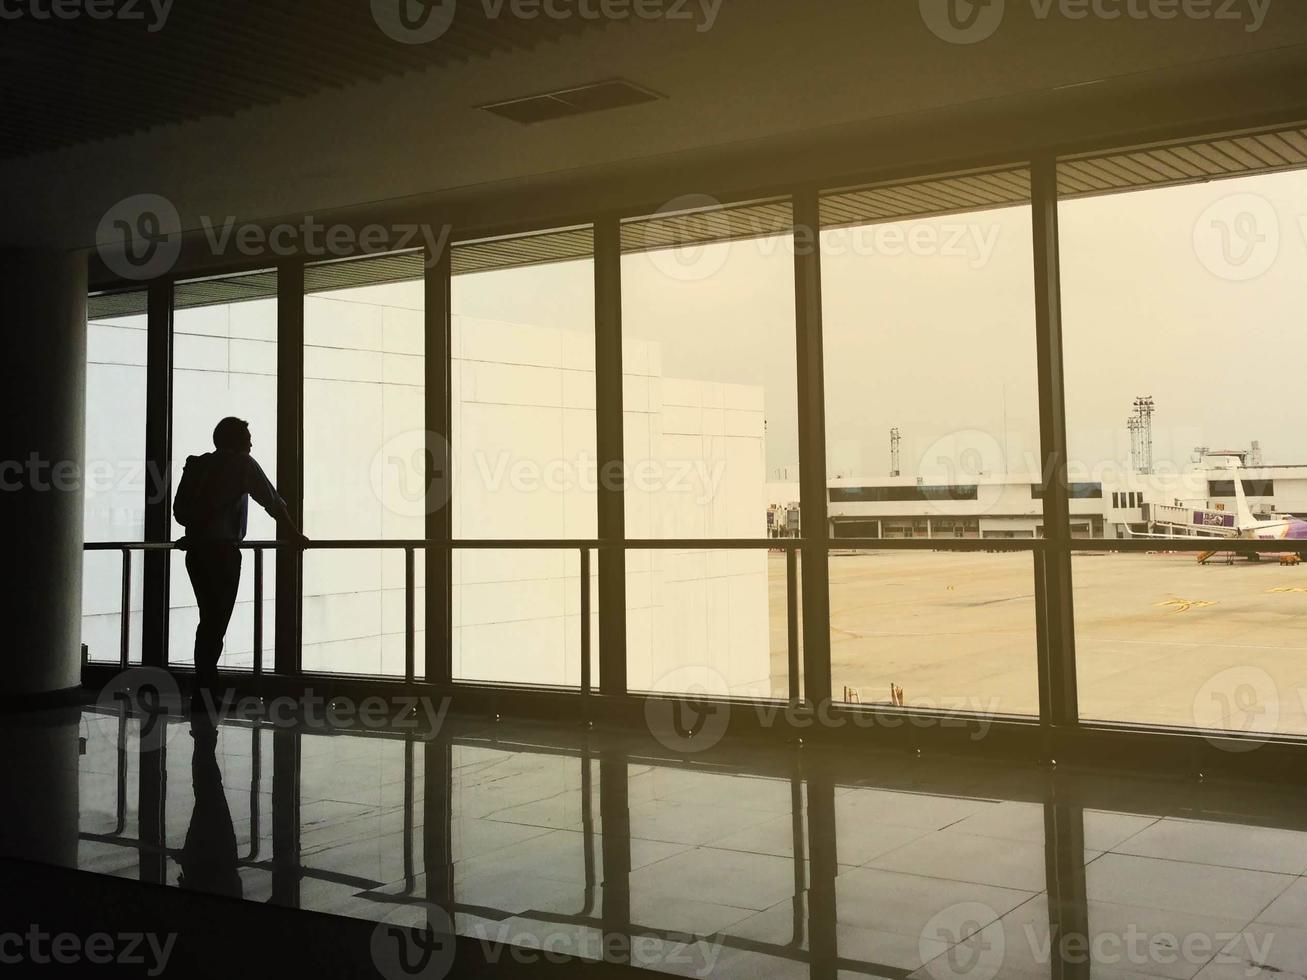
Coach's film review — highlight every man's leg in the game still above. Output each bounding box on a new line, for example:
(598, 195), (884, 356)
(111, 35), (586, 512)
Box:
(187, 545), (242, 709)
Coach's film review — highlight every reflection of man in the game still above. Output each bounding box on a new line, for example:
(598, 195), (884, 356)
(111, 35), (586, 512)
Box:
(178, 716), (242, 898)
(173, 417), (307, 711)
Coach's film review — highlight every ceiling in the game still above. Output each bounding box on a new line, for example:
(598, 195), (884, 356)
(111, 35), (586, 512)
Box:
(7, 0), (1307, 259)
(0, 0), (608, 158)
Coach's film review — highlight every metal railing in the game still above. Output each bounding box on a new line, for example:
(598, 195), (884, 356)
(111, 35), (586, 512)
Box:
(86, 531), (1307, 711)
(83, 537), (805, 701)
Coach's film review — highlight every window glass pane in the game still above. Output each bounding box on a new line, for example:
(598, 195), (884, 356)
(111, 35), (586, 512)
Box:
(827, 550), (1038, 715)
(302, 254), (425, 677)
(820, 170), (1039, 712)
(1061, 160), (1307, 730)
(169, 273), (278, 672)
(450, 228), (595, 686)
(620, 200), (796, 699)
(1072, 550), (1307, 736)
(83, 290), (147, 664)
(1063, 167), (1307, 540)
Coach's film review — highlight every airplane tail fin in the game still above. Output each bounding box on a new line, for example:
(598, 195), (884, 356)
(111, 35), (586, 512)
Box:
(1233, 474), (1256, 528)
(1213, 455), (1256, 528)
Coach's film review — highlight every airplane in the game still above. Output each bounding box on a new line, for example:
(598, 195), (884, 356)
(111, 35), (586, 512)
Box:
(1119, 455), (1307, 561)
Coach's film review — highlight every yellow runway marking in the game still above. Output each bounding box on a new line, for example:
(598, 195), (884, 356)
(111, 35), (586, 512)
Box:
(1155, 598), (1218, 613)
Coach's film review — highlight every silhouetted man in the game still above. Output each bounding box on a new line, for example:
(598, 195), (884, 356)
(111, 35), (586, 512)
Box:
(173, 417), (306, 711)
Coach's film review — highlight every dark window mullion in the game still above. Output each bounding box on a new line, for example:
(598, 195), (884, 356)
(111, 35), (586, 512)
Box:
(595, 216), (627, 696)
(1031, 158), (1079, 728)
(141, 278), (173, 670)
(426, 241), (453, 685)
(275, 261), (304, 677)
(794, 190), (832, 707)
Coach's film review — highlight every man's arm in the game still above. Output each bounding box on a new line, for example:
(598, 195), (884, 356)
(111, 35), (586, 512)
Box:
(244, 457), (309, 542)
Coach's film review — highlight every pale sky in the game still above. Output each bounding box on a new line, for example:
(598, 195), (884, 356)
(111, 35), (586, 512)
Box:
(451, 167), (1307, 484)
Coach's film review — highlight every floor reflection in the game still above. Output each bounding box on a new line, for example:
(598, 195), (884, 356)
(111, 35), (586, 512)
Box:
(8, 703), (1307, 979)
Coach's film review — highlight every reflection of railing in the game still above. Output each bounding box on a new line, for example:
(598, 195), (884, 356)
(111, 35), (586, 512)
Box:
(79, 720), (869, 975)
(84, 538), (806, 700)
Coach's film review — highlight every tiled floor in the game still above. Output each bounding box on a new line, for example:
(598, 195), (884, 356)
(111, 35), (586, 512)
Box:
(4, 703), (1307, 979)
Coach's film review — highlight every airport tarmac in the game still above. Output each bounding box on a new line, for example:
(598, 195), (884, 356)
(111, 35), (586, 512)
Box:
(769, 548), (1307, 738)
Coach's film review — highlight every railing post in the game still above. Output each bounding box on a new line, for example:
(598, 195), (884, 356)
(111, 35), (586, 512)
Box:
(786, 546), (800, 705)
(405, 546), (416, 684)
(253, 547), (264, 678)
(120, 547), (132, 670)
(580, 547), (591, 695)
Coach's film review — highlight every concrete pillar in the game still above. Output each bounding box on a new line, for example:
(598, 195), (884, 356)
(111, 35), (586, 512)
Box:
(0, 249), (88, 704)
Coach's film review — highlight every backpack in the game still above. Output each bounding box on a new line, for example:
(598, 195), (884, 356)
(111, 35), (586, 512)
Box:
(173, 454), (219, 530)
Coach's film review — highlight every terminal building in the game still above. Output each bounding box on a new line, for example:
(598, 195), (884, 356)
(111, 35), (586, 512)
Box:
(823, 465), (1307, 540)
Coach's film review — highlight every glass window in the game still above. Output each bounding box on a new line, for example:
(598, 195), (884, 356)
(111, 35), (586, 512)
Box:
(620, 199), (797, 699)
(450, 228), (597, 687)
(1061, 155), (1307, 732)
(820, 169), (1040, 714)
(302, 253), (425, 677)
(169, 272), (278, 672)
(82, 290), (148, 664)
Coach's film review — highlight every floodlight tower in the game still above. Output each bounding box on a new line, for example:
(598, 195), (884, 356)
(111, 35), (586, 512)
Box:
(1133, 397), (1155, 474)
(890, 427), (901, 477)
(1127, 416), (1143, 474)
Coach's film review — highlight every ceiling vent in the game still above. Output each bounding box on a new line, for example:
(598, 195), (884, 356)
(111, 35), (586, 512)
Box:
(480, 79), (662, 124)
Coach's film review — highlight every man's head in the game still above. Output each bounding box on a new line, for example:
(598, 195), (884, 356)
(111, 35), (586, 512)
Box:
(213, 417), (252, 454)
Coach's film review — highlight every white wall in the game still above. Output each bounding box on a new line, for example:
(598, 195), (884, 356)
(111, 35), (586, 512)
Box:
(81, 289), (773, 692)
